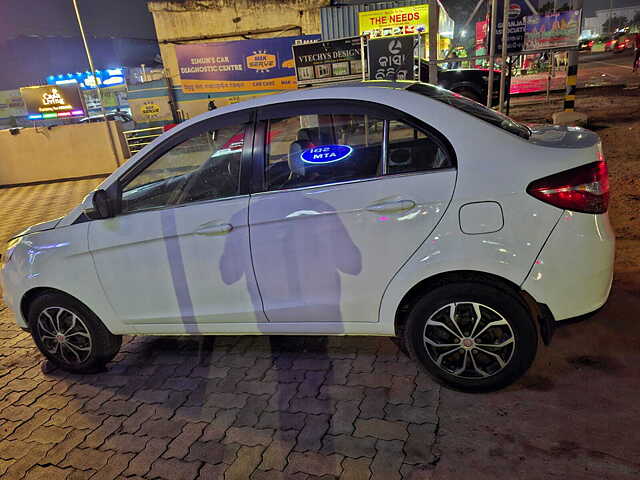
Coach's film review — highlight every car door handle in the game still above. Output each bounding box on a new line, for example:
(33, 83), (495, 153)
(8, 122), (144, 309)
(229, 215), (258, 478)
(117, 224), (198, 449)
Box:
(366, 200), (416, 213)
(194, 223), (233, 236)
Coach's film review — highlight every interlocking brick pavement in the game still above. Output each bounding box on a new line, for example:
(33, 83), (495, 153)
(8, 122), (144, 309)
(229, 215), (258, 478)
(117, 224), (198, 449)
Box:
(0, 180), (441, 479)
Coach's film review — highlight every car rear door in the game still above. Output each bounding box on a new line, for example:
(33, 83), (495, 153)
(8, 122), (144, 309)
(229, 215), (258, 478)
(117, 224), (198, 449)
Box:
(247, 100), (457, 326)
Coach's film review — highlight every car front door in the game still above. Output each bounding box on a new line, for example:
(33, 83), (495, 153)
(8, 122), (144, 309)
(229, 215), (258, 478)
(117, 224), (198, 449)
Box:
(88, 111), (267, 332)
(247, 101), (457, 326)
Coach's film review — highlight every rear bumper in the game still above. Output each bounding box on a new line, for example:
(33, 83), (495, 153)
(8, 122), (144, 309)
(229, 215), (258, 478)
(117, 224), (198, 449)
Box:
(521, 211), (615, 321)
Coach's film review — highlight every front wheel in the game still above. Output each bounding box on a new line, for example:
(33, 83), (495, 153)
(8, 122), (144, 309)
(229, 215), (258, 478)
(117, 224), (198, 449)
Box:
(29, 292), (122, 373)
(404, 283), (538, 392)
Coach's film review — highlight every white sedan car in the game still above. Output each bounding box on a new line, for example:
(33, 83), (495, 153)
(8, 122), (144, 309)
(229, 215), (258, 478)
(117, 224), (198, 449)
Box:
(0, 82), (614, 391)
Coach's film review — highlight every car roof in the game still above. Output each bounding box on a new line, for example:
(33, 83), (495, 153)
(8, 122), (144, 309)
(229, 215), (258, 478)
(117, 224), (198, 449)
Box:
(202, 81), (432, 127)
(209, 80), (418, 113)
(310, 80), (416, 90)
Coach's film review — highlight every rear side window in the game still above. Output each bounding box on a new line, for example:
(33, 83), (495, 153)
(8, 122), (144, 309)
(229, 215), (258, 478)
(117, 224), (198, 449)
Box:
(265, 114), (385, 191)
(387, 120), (452, 174)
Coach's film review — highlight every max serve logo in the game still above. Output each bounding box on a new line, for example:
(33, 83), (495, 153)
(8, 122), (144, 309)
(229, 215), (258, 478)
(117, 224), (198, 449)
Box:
(246, 51), (277, 72)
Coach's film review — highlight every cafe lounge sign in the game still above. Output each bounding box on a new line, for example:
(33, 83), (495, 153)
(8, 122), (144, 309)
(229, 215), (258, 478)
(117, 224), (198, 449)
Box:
(20, 84), (85, 119)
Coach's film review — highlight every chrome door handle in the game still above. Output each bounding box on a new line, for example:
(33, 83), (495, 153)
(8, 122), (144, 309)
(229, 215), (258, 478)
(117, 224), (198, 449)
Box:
(194, 223), (233, 236)
(366, 200), (416, 213)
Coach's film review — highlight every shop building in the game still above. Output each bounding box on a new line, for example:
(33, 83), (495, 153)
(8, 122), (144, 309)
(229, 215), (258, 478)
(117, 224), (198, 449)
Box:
(143, 0), (327, 123)
(141, 1), (452, 124)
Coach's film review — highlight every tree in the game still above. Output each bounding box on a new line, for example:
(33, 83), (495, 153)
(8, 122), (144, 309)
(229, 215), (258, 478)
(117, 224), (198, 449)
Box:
(632, 11), (640, 26)
(602, 16), (629, 34)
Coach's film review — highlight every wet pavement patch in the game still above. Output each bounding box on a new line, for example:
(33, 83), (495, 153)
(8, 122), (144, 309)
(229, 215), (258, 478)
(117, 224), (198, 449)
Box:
(566, 355), (623, 372)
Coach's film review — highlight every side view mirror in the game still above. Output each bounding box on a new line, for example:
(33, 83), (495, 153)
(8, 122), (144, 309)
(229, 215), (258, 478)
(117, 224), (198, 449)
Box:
(83, 189), (113, 220)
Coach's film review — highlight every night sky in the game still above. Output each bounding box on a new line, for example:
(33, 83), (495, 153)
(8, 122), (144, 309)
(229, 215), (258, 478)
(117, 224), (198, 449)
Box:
(0, 1), (638, 43)
(0, 0), (156, 42)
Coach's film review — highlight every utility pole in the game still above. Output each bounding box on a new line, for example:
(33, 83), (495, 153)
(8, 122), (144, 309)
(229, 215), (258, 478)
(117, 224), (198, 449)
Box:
(428, 0), (439, 84)
(563, 0), (583, 113)
(486, 0), (498, 107)
(609, 0), (614, 34)
(498, 0), (509, 112)
(553, 0), (586, 126)
(72, 0), (120, 166)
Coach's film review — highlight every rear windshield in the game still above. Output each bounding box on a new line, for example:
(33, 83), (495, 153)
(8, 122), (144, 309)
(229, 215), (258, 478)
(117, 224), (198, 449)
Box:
(407, 83), (531, 139)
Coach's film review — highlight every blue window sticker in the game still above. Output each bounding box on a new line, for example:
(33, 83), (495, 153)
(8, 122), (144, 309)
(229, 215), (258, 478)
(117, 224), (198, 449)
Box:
(301, 145), (353, 164)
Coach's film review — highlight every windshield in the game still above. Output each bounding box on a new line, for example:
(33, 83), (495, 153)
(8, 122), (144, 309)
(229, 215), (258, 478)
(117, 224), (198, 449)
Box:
(407, 82), (531, 139)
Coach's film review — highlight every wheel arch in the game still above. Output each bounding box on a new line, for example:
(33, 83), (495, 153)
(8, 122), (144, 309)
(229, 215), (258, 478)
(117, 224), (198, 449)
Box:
(393, 270), (553, 345)
(20, 287), (116, 334)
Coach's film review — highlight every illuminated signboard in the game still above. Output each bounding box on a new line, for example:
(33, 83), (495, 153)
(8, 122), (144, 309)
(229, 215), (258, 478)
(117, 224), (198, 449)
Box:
(46, 68), (126, 90)
(20, 85), (86, 120)
(301, 145), (353, 164)
(358, 5), (429, 38)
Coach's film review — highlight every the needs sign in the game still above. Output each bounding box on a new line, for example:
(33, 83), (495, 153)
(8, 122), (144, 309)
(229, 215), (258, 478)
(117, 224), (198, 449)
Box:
(359, 5), (428, 38)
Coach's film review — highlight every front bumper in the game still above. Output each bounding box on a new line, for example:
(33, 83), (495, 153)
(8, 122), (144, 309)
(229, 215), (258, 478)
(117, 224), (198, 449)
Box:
(0, 262), (20, 324)
(521, 211), (615, 321)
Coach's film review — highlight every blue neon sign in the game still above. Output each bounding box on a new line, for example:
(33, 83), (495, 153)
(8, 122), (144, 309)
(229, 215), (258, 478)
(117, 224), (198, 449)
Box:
(301, 145), (353, 164)
(46, 68), (125, 90)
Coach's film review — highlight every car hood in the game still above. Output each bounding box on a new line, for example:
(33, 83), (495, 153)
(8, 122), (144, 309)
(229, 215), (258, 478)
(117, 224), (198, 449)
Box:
(527, 124), (600, 149)
(8, 217), (62, 241)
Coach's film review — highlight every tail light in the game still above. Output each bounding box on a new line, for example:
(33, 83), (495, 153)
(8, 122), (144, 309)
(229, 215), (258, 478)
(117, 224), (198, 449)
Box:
(527, 160), (609, 214)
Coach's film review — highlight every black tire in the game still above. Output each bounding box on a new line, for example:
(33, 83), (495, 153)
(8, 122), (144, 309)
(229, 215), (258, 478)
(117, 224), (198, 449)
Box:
(28, 292), (122, 373)
(453, 88), (481, 103)
(404, 283), (537, 392)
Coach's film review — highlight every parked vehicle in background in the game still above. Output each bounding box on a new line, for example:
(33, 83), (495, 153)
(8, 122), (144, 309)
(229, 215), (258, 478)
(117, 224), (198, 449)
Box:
(613, 33), (633, 53)
(422, 61), (504, 105)
(80, 112), (134, 131)
(579, 38), (594, 51)
(603, 36), (617, 52)
(292, 36), (502, 106)
(0, 82), (613, 392)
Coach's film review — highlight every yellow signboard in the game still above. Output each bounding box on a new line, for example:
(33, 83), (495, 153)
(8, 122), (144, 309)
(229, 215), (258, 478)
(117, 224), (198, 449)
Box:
(358, 5), (429, 38)
(0, 89), (27, 118)
(140, 102), (161, 117)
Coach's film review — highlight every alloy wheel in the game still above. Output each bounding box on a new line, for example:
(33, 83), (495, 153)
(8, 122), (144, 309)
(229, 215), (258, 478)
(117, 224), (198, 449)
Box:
(37, 306), (92, 365)
(423, 302), (515, 379)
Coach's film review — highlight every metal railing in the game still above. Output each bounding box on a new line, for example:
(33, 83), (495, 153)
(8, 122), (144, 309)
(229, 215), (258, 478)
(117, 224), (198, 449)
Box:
(122, 126), (164, 156)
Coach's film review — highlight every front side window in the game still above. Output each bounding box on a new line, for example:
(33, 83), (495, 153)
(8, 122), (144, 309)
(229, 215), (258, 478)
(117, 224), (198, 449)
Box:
(387, 120), (452, 174)
(121, 124), (245, 213)
(265, 114), (384, 191)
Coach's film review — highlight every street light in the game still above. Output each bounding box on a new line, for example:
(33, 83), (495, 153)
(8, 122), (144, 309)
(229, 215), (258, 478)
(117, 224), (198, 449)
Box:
(71, 0), (107, 119)
(609, 0), (614, 35)
(71, 0), (120, 167)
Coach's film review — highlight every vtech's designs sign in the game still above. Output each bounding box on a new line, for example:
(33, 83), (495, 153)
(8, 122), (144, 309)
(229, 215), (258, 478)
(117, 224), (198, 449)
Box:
(301, 145), (353, 164)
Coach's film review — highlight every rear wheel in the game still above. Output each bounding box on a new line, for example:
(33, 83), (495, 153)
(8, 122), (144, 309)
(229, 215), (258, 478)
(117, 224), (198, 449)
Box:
(28, 292), (122, 373)
(404, 283), (537, 392)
